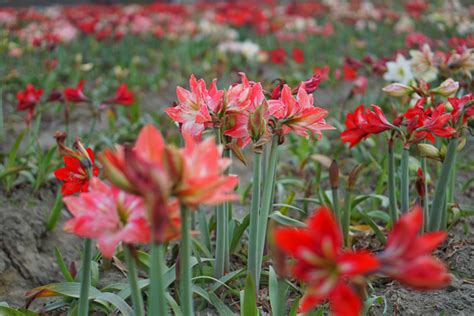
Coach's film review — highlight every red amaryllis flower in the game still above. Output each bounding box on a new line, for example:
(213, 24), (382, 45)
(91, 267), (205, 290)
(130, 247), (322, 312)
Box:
(16, 84), (43, 123)
(343, 64), (358, 81)
(313, 65), (330, 81)
(54, 147), (99, 196)
(449, 93), (474, 125)
(165, 75), (223, 139)
(293, 74), (321, 95)
(292, 48), (305, 64)
(378, 205), (451, 289)
(270, 48), (286, 64)
(341, 104), (394, 147)
(175, 133), (239, 208)
(404, 100), (456, 143)
(274, 207), (380, 315)
(268, 83), (334, 138)
(106, 83), (134, 106)
(351, 76), (368, 95)
(63, 179), (151, 258)
(64, 80), (89, 103)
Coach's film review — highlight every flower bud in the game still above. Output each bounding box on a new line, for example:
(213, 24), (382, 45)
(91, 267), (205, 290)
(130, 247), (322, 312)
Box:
(417, 144), (441, 161)
(329, 160), (339, 189)
(347, 164), (363, 191)
(457, 137), (466, 152)
(382, 83), (413, 97)
(415, 168), (425, 199)
(249, 103), (267, 142)
(432, 78), (459, 97)
(100, 148), (136, 193)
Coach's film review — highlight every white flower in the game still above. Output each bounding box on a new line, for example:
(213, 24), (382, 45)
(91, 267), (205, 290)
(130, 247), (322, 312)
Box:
(217, 40), (261, 61)
(410, 44), (439, 82)
(383, 54), (414, 85)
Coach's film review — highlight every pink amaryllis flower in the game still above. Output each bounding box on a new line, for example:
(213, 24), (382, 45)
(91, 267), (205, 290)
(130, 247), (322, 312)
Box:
(274, 206), (380, 315)
(174, 133), (239, 208)
(224, 73), (266, 148)
(64, 80), (89, 103)
(63, 179), (151, 258)
(378, 205), (451, 289)
(165, 75), (224, 139)
(16, 84), (43, 124)
(341, 104), (394, 148)
(269, 83), (334, 138)
(106, 83), (134, 106)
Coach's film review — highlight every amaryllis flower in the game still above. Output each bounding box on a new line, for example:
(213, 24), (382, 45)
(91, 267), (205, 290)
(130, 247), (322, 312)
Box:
(269, 83), (334, 138)
(351, 76), (368, 95)
(292, 74), (321, 95)
(64, 80), (89, 103)
(449, 93), (474, 125)
(175, 133), (239, 208)
(274, 207), (380, 315)
(16, 84), (43, 123)
(106, 83), (134, 106)
(54, 147), (99, 196)
(224, 73), (266, 147)
(341, 104), (394, 148)
(63, 179), (151, 258)
(404, 100), (456, 143)
(292, 48), (304, 64)
(165, 75), (223, 139)
(378, 205), (451, 289)
(269, 48), (286, 64)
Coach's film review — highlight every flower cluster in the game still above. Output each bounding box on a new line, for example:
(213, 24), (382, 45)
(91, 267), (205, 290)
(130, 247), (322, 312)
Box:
(165, 73), (334, 152)
(274, 205), (450, 315)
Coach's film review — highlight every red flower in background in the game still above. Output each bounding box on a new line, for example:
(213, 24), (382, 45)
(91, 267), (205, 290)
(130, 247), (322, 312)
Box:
(64, 80), (89, 103)
(343, 64), (358, 81)
(274, 207), (380, 315)
(107, 83), (135, 106)
(292, 48), (305, 64)
(405, 32), (432, 49)
(341, 104), (394, 148)
(16, 84), (43, 123)
(313, 65), (330, 81)
(351, 76), (368, 95)
(405, 0), (429, 19)
(54, 147), (99, 196)
(270, 48), (286, 64)
(378, 205), (451, 290)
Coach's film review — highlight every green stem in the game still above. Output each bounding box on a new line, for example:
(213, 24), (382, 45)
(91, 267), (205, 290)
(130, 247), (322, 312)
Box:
(248, 152), (262, 291)
(400, 148), (410, 213)
(331, 188), (341, 227)
(429, 138), (459, 231)
(180, 206), (194, 315)
(214, 133), (228, 278)
(342, 188), (353, 247)
(123, 246), (144, 316)
(388, 144), (398, 223)
(255, 136), (279, 288)
(275, 277), (289, 316)
(149, 243), (168, 316)
(78, 238), (93, 316)
(421, 157), (429, 232)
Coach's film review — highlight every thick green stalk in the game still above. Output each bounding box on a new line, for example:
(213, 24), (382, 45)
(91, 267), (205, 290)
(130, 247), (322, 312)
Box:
(248, 152), (262, 290)
(214, 203), (226, 278)
(149, 243), (168, 316)
(342, 188), (353, 247)
(275, 277), (289, 316)
(78, 238), (93, 316)
(123, 246), (144, 316)
(331, 188), (341, 227)
(429, 138), (459, 231)
(400, 148), (410, 213)
(255, 137), (279, 287)
(388, 144), (398, 223)
(180, 206), (194, 315)
(420, 157), (429, 232)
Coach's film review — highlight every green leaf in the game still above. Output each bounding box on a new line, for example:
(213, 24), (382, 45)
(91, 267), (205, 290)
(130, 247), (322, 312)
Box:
(352, 194), (389, 209)
(242, 274), (258, 316)
(198, 209), (212, 252)
(0, 306), (38, 316)
(208, 292), (234, 315)
(269, 211), (306, 227)
(358, 211), (386, 244)
(54, 247), (74, 282)
(95, 292), (133, 316)
(269, 266), (279, 315)
(47, 191), (64, 231)
(230, 214), (250, 254)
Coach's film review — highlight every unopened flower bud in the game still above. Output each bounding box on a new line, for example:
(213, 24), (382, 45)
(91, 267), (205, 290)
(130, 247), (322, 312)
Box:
(347, 164), (363, 191)
(415, 168), (425, 199)
(329, 160), (339, 189)
(418, 144), (441, 161)
(382, 83), (413, 97)
(249, 103), (267, 142)
(432, 78), (459, 97)
(457, 137), (466, 152)
(440, 144), (447, 160)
